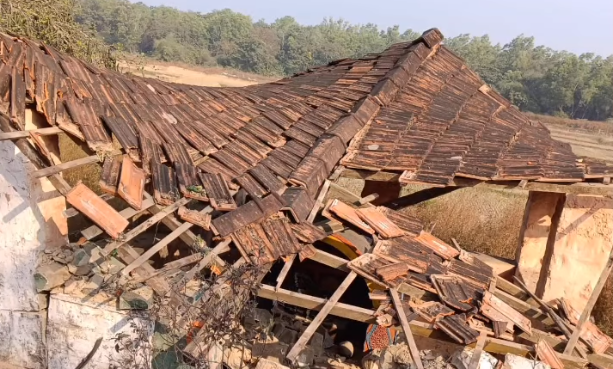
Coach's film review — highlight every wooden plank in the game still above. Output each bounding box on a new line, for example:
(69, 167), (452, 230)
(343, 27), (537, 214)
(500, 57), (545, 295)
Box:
(563, 250), (613, 355)
(276, 254), (296, 289)
(181, 239), (232, 282)
(307, 179), (331, 222)
(493, 288), (555, 327)
(307, 248), (350, 272)
(340, 169), (613, 196)
(120, 207), (212, 276)
(96, 197), (191, 258)
(0, 126), (63, 140)
(32, 150), (122, 178)
(390, 288), (424, 369)
(286, 271), (358, 363)
(468, 332), (488, 369)
(255, 286), (602, 369)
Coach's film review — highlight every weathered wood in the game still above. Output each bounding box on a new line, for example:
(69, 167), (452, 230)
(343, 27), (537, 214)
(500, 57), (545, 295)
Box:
(563, 250), (613, 355)
(307, 248), (350, 272)
(127, 253), (203, 285)
(0, 126), (63, 140)
(286, 271), (357, 363)
(97, 197), (191, 257)
(307, 179), (331, 222)
(32, 150), (121, 178)
(181, 239), (232, 282)
(276, 254), (296, 289)
(120, 207), (212, 276)
(390, 288), (424, 369)
(468, 332), (487, 369)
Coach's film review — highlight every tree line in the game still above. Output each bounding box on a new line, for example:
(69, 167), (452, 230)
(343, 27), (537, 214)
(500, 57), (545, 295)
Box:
(1, 0), (611, 121)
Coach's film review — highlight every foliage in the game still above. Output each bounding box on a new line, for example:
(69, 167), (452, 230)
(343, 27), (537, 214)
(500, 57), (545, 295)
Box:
(2, 0), (611, 121)
(0, 0), (115, 67)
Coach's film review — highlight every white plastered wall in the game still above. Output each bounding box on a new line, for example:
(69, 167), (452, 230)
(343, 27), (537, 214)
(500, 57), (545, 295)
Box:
(0, 139), (68, 369)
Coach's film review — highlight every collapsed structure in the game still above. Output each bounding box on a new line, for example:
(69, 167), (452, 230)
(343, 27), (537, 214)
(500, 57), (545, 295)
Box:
(0, 28), (612, 369)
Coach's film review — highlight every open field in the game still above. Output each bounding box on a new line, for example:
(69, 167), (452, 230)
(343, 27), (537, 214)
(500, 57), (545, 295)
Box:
(58, 61), (613, 334)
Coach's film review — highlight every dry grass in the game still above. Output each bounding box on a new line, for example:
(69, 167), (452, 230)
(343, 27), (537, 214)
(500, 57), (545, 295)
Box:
(336, 178), (527, 259)
(528, 112), (613, 136)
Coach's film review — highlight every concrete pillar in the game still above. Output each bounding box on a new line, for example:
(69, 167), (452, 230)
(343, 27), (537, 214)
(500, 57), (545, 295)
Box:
(516, 191), (613, 311)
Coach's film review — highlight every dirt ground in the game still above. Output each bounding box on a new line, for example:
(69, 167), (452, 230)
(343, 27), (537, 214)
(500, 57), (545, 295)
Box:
(59, 61), (613, 335)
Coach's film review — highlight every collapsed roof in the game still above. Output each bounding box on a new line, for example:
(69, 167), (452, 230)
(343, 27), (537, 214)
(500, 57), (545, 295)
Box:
(2, 27), (613, 369)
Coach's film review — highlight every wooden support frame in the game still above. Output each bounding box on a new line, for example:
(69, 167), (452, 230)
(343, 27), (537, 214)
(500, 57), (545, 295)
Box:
(120, 205), (213, 276)
(94, 197), (191, 259)
(256, 285), (599, 368)
(339, 168), (613, 196)
(276, 254), (296, 289)
(31, 150), (121, 178)
(286, 271), (357, 363)
(0, 126), (63, 140)
(390, 288), (424, 369)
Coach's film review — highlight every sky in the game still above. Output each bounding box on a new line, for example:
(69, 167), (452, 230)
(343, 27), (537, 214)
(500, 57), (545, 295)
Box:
(135, 0), (613, 56)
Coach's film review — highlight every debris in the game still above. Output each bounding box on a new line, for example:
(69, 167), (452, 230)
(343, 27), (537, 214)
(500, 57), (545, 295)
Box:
(34, 261), (71, 291)
(535, 340), (564, 369)
(501, 354), (550, 369)
(119, 286), (154, 310)
(450, 348), (498, 369)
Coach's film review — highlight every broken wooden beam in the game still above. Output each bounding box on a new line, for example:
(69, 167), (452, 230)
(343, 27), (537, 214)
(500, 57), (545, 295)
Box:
(0, 126), (63, 140)
(390, 288), (424, 369)
(286, 271), (357, 363)
(32, 150), (122, 178)
(96, 197), (191, 258)
(120, 207), (212, 276)
(276, 254), (296, 289)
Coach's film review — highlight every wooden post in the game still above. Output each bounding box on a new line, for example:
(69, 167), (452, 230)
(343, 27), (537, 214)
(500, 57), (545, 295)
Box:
(390, 288), (424, 369)
(286, 271), (357, 363)
(467, 332), (487, 369)
(563, 249), (613, 355)
(276, 254), (296, 290)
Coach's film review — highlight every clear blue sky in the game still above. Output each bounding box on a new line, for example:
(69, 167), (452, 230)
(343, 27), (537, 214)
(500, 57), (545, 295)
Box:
(135, 0), (613, 56)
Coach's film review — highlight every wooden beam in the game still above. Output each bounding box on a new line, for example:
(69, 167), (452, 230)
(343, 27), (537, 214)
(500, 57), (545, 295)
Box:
(96, 197), (191, 258)
(181, 239), (232, 282)
(126, 253), (203, 286)
(563, 250), (613, 355)
(340, 168), (400, 182)
(307, 180), (331, 222)
(0, 126), (63, 140)
(390, 288), (424, 369)
(120, 207), (212, 276)
(340, 168), (613, 196)
(256, 285), (601, 369)
(276, 254), (296, 289)
(32, 150), (122, 178)
(452, 177), (613, 197)
(286, 271), (357, 363)
(307, 248), (350, 272)
(468, 333), (487, 369)
(257, 284), (375, 323)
